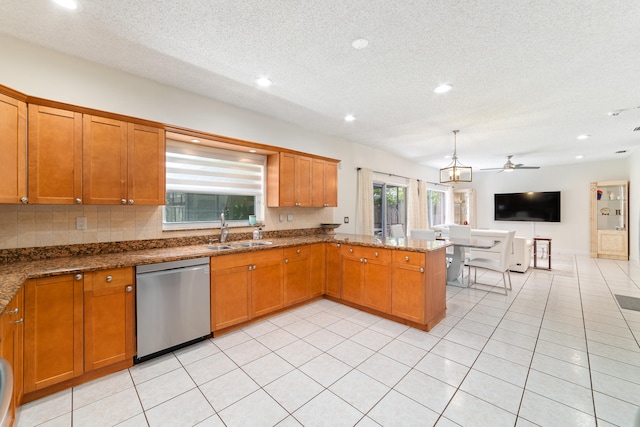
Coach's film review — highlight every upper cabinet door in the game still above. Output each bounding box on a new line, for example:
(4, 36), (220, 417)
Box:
(311, 158), (325, 207)
(295, 155), (312, 207)
(83, 115), (128, 205)
(279, 152), (296, 206)
(324, 161), (338, 207)
(28, 105), (83, 204)
(127, 123), (165, 205)
(0, 93), (27, 204)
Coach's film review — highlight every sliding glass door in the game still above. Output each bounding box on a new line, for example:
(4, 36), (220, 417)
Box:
(373, 183), (407, 236)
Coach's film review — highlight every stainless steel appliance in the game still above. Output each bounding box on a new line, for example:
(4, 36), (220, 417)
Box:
(135, 257), (211, 363)
(0, 358), (13, 427)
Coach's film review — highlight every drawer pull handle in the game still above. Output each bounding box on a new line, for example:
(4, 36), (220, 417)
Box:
(6, 308), (18, 315)
(405, 256), (410, 261)
(13, 318), (24, 324)
(106, 275), (113, 282)
(296, 249), (301, 254)
(125, 285), (133, 293)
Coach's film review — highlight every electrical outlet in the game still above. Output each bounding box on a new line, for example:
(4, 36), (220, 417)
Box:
(279, 213), (284, 222)
(287, 214), (294, 222)
(76, 216), (87, 230)
(344, 217), (349, 223)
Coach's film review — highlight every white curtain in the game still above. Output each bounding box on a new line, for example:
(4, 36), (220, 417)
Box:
(407, 179), (420, 235)
(356, 168), (374, 235)
(418, 180), (429, 229)
(445, 186), (455, 224)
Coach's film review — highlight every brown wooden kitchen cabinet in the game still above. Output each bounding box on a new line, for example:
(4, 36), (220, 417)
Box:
(24, 274), (84, 393)
(325, 242), (342, 298)
(83, 268), (135, 372)
(283, 245), (312, 306)
(341, 245), (391, 312)
(0, 92), (27, 204)
(83, 115), (165, 205)
(267, 152), (312, 207)
(283, 243), (326, 306)
(1, 286), (24, 423)
(211, 249), (284, 331)
(312, 159), (338, 207)
(309, 243), (326, 297)
(28, 105), (83, 204)
(391, 250), (426, 323)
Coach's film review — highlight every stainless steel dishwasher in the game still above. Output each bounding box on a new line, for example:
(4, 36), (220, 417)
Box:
(135, 257), (211, 363)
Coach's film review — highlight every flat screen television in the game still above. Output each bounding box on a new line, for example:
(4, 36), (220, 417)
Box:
(494, 191), (561, 222)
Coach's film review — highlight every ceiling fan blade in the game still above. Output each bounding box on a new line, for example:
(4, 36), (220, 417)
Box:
(480, 167), (506, 170)
(514, 166), (540, 169)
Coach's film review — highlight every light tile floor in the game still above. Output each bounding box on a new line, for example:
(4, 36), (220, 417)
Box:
(16, 254), (640, 426)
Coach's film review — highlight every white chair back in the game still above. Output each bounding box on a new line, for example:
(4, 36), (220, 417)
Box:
(410, 229), (436, 241)
(390, 224), (405, 238)
(498, 230), (516, 270)
(448, 224), (471, 240)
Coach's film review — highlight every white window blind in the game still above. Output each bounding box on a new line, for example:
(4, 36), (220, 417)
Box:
(166, 140), (265, 196)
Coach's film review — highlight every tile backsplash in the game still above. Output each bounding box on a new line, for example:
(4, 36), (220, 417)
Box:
(0, 204), (333, 249)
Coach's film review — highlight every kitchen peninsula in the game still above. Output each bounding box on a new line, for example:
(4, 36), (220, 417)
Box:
(0, 230), (448, 408)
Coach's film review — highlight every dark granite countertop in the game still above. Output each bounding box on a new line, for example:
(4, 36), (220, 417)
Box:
(0, 233), (449, 313)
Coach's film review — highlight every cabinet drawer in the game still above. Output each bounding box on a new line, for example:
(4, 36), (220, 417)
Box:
(85, 268), (133, 291)
(341, 245), (390, 262)
(213, 248), (283, 270)
(392, 250), (425, 267)
(284, 245), (311, 259)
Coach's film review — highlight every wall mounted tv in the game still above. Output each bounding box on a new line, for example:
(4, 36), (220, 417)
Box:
(494, 191), (561, 222)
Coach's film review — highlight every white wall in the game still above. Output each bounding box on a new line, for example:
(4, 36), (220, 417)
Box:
(455, 160), (630, 255)
(628, 150), (640, 263)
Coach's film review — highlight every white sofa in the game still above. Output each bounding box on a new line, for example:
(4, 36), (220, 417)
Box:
(468, 229), (532, 273)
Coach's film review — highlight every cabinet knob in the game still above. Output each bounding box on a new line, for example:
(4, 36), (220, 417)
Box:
(374, 252), (379, 257)
(285, 259), (288, 264)
(75, 274), (83, 281)
(349, 248), (353, 254)
(125, 285), (133, 293)
(420, 267), (424, 273)
(248, 266), (253, 271)
(12, 318), (23, 324)
(296, 249), (301, 254)
(106, 275), (113, 282)
(364, 258), (368, 263)
(128, 199), (134, 205)
(121, 199), (127, 205)
(20, 196), (28, 204)
(405, 256), (410, 261)
(75, 198), (82, 204)
(337, 243), (341, 248)
(6, 308), (18, 315)
(359, 258), (364, 263)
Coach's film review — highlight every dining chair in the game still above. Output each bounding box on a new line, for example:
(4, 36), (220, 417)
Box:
(390, 224), (405, 238)
(467, 230), (516, 295)
(410, 229), (436, 241)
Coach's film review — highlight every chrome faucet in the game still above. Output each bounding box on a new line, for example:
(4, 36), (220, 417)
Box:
(220, 212), (229, 243)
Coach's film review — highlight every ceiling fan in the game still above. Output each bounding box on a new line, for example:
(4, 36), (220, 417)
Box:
(481, 155), (540, 172)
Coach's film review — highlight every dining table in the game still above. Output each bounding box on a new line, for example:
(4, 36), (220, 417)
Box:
(443, 237), (500, 286)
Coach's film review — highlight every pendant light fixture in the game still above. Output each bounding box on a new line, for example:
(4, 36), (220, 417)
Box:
(440, 130), (472, 184)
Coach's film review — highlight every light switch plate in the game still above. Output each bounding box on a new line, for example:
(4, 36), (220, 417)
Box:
(344, 217), (349, 223)
(287, 214), (294, 222)
(279, 213), (284, 222)
(76, 216), (87, 230)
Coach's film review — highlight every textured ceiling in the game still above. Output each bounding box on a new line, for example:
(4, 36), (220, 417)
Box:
(1, 0), (639, 171)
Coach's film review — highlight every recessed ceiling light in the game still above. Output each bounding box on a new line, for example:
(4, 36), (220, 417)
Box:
(351, 38), (369, 49)
(52, 0), (80, 10)
(344, 114), (356, 122)
(248, 149), (257, 153)
(433, 83), (453, 94)
(576, 155), (584, 159)
(577, 134), (590, 140)
(190, 139), (200, 143)
(256, 77), (272, 87)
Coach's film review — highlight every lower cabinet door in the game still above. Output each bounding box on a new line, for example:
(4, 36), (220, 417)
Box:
(84, 268), (135, 372)
(363, 260), (391, 313)
(211, 266), (251, 331)
(391, 264), (426, 323)
(24, 274), (84, 393)
(251, 259), (284, 317)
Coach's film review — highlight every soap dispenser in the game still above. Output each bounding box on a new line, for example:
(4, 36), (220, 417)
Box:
(252, 227), (259, 239)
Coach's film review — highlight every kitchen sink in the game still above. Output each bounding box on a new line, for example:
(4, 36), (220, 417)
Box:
(205, 245), (233, 251)
(232, 241), (273, 248)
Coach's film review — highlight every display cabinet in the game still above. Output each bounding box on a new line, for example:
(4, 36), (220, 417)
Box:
(590, 180), (628, 260)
